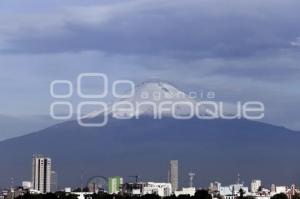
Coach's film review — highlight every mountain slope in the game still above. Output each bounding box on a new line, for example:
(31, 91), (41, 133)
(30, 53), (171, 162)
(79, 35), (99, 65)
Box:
(0, 114), (60, 141)
(0, 82), (299, 189)
(0, 117), (299, 188)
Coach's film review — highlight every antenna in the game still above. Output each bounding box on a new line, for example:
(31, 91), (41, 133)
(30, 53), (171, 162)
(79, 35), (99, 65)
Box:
(80, 170), (84, 192)
(10, 177), (15, 199)
(10, 177), (14, 188)
(188, 172), (195, 187)
(237, 173), (241, 184)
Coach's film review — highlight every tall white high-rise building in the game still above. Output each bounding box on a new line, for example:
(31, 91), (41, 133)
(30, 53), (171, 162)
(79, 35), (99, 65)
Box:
(170, 160), (178, 192)
(32, 155), (52, 193)
(251, 180), (262, 193)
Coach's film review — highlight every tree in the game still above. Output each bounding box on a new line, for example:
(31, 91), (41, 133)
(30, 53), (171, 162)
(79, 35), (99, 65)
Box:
(164, 194), (178, 199)
(238, 188), (245, 199)
(177, 195), (192, 199)
(292, 193), (300, 199)
(271, 193), (289, 199)
(194, 189), (212, 199)
(141, 194), (161, 199)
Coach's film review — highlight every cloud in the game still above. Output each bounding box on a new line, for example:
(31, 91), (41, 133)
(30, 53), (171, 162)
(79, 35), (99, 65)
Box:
(291, 37), (300, 47)
(1, 0), (300, 59)
(0, 0), (300, 130)
(207, 51), (300, 81)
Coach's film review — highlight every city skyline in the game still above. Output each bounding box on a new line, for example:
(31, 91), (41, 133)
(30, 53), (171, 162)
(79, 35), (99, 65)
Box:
(6, 156), (299, 191)
(1, 155), (299, 199)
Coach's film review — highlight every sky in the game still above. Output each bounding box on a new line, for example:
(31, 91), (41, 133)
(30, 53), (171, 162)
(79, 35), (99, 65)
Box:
(0, 0), (300, 130)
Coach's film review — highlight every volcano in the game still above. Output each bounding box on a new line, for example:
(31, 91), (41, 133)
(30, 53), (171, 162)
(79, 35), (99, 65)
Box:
(0, 81), (299, 189)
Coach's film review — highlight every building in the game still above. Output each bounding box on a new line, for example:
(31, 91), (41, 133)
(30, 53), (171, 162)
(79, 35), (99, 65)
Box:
(108, 176), (123, 194)
(142, 182), (172, 197)
(275, 186), (287, 194)
(122, 182), (145, 196)
(210, 181), (221, 192)
(271, 184), (276, 193)
(65, 187), (72, 193)
(22, 181), (32, 190)
(290, 184), (296, 196)
(251, 180), (262, 193)
(32, 154), (52, 193)
(175, 187), (196, 196)
(170, 160), (179, 192)
(50, 171), (58, 193)
(256, 187), (271, 197)
(220, 184), (249, 199)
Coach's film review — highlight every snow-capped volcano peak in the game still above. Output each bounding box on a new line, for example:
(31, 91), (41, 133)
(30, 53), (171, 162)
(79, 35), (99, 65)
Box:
(114, 81), (198, 117)
(85, 81), (200, 118)
(126, 81), (195, 103)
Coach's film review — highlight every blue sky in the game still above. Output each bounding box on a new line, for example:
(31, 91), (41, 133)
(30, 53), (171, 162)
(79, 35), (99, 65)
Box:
(0, 0), (299, 130)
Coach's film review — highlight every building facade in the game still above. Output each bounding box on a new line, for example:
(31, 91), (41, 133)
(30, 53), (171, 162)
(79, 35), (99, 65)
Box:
(50, 171), (58, 193)
(32, 155), (52, 193)
(210, 181), (221, 192)
(220, 184), (249, 199)
(170, 160), (178, 192)
(108, 176), (123, 194)
(142, 182), (172, 197)
(175, 187), (196, 196)
(251, 180), (262, 193)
